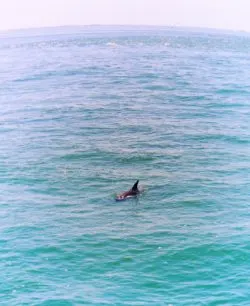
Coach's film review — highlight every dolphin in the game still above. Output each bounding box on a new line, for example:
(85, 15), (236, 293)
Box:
(115, 180), (141, 201)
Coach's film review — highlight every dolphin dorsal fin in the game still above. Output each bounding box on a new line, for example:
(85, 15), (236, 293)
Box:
(131, 180), (139, 192)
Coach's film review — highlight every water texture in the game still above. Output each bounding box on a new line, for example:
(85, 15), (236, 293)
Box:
(0, 27), (250, 305)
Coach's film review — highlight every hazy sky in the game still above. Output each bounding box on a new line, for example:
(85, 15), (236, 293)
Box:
(0, 0), (249, 31)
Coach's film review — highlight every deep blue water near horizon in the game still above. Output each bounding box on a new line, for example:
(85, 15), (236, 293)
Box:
(0, 28), (250, 305)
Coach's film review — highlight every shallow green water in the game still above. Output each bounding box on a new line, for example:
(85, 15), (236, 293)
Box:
(0, 27), (250, 305)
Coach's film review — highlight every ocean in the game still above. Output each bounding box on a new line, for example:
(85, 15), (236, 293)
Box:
(0, 26), (250, 305)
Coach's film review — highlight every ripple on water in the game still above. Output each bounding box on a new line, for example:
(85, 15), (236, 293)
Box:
(0, 28), (250, 305)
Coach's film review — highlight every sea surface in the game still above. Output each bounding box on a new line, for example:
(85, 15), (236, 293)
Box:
(0, 27), (250, 305)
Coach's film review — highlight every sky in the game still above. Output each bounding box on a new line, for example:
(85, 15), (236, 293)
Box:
(0, 0), (249, 32)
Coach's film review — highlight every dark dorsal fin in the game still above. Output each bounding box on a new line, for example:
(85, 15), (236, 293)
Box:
(131, 180), (139, 192)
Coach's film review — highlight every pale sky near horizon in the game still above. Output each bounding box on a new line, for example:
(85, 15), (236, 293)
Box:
(0, 0), (249, 32)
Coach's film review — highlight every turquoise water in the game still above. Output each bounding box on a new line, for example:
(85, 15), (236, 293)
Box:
(0, 27), (250, 305)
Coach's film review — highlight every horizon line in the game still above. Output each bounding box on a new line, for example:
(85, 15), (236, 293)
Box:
(0, 24), (249, 34)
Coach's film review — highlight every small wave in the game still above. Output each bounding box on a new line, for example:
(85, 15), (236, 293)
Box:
(106, 42), (118, 47)
(14, 69), (88, 82)
(118, 155), (155, 164)
(144, 85), (169, 91)
(216, 88), (250, 95)
(192, 134), (250, 144)
(60, 152), (99, 161)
